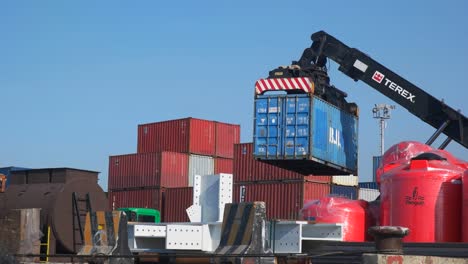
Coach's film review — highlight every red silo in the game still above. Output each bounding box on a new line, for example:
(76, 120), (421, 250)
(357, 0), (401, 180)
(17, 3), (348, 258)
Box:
(380, 152), (463, 242)
(376, 141), (433, 184)
(300, 196), (368, 242)
(377, 141), (433, 227)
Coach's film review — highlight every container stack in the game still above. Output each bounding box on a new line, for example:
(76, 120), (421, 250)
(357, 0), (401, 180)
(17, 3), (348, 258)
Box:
(358, 182), (380, 202)
(330, 175), (359, 200)
(232, 143), (360, 220)
(107, 117), (240, 222)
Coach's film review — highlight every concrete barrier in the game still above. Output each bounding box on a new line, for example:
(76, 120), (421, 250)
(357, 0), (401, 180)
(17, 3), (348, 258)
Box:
(214, 202), (275, 264)
(78, 211), (132, 264)
(0, 208), (41, 264)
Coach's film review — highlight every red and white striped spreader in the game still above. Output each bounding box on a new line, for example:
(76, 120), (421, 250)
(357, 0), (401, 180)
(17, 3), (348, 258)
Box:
(255, 77), (315, 94)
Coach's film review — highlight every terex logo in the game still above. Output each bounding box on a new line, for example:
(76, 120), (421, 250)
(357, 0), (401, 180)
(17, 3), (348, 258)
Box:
(372, 71), (416, 103)
(329, 127), (342, 148)
(372, 71), (385, 83)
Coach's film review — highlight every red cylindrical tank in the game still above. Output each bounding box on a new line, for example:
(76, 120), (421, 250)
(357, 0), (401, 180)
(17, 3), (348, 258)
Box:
(380, 152), (463, 242)
(376, 141), (451, 227)
(300, 197), (368, 242)
(376, 141), (433, 184)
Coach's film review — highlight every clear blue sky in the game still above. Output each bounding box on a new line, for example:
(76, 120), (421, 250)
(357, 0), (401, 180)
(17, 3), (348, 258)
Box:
(1, 1), (467, 190)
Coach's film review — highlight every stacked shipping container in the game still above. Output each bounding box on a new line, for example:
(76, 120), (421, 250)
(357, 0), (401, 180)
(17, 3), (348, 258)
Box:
(358, 181), (380, 202)
(233, 143), (332, 183)
(232, 143), (361, 220)
(137, 118), (240, 158)
(108, 118), (240, 221)
(233, 181), (331, 219)
(108, 152), (189, 189)
(108, 117), (364, 222)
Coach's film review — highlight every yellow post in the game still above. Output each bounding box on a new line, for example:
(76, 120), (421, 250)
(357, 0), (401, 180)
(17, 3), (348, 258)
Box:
(40, 226), (50, 263)
(46, 226), (50, 262)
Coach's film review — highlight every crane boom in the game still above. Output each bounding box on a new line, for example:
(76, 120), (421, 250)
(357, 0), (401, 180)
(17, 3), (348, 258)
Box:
(273, 30), (467, 148)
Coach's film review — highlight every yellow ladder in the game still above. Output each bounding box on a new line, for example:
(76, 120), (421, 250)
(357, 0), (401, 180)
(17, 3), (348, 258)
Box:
(39, 226), (50, 263)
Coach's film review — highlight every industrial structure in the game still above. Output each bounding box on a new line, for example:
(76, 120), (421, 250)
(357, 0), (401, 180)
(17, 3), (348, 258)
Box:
(0, 30), (467, 263)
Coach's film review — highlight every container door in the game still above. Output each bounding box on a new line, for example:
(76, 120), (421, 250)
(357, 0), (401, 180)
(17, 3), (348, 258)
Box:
(284, 95), (311, 158)
(254, 96), (283, 158)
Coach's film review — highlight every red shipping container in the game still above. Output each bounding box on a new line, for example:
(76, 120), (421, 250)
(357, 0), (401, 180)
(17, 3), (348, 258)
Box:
(233, 143), (332, 183)
(108, 188), (163, 211)
(164, 187), (193, 222)
(137, 118), (216, 156)
(215, 122), (240, 158)
(233, 181), (331, 220)
(215, 158), (233, 174)
(108, 152), (189, 189)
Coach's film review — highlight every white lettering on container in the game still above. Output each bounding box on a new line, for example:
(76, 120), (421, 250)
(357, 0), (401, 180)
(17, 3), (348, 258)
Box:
(329, 127), (342, 148)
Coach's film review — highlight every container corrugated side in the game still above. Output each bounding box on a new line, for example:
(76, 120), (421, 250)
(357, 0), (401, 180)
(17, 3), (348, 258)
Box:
(163, 187), (192, 222)
(215, 158), (233, 174)
(137, 118), (216, 156)
(233, 181), (330, 220)
(359, 182), (379, 190)
(253, 94), (358, 175)
(332, 175), (359, 186)
(233, 143), (254, 182)
(108, 152), (189, 189)
(138, 118), (189, 154)
(189, 118), (216, 156)
(215, 122), (240, 158)
(188, 154), (214, 186)
(108, 188), (163, 210)
(233, 143), (331, 183)
(359, 188), (380, 202)
(330, 185), (358, 200)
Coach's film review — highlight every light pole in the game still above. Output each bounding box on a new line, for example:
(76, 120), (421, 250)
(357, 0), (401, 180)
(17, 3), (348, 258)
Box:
(372, 104), (396, 155)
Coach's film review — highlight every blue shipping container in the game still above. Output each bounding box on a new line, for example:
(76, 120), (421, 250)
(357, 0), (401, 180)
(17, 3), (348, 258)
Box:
(0, 166), (29, 188)
(330, 184), (358, 200)
(253, 94), (358, 175)
(372, 156), (382, 182)
(358, 182), (379, 190)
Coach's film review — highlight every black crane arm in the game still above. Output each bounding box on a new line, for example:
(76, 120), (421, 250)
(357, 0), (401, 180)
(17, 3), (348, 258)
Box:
(299, 31), (467, 149)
